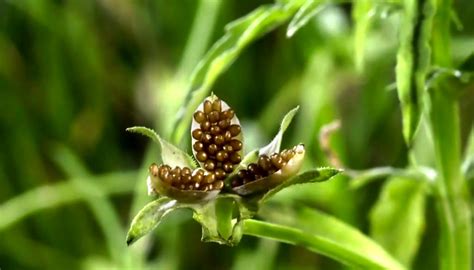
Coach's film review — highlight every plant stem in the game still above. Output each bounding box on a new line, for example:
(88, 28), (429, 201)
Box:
(430, 0), (471, 269)
(242, 219), (405, 270)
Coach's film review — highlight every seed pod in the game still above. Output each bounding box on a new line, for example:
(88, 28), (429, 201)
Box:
(232, 144), (305, 196)
(191, 95), (244, 172)
(147, 164), (221, 203)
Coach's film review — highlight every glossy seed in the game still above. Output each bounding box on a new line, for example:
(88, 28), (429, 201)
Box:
(231, 178), (241, 187)
(247, 163), (260, 175)
(163, 173), (173, 183)
(204, 160), (216, 171)
(224, 130), (232, 141)
(193, 111), (206, 123)
(182, 175), (192, 183)
(200, 121), (211, 131)
(229, 125), (241, 136)
(192, 129), (203, 140)
(208, 111), (220, 123)
(214, 135), (225, 145)
(171, 166), (181, 175)
(238, 169), (247, 179)
(194, 182), (201, 189)
(201, 133), (212, 143)
(171, 173), (180, 182)
(196, 151), (208, 162)
(229, 152), (241, 164)
(150, 164), (160, 177)
(212, 99), (222, 112)
(215, 169), (226, 180)
(223, 162), (234, 173)
(204, 100), (212, 114)
(204, 173), (216, 184)
(270, 154), (284, 169)
(257, 155), (271, 171)
(221, 109), (234, 120)
(216, 151), (228, 162)
(208, 144), (218, 155)
(158, 165), (169, 179)
(229, 139), (242, 151)
(210, 125), (221, 135)
(213, 180), (224, 190)
(187, 184), (194, 190)
(193, 141), (204, 151)
(218, 119), (230, 129)
(223, 144), (233, 152)
(181, 167), (191, 176)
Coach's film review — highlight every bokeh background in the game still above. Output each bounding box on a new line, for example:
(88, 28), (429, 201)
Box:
(0, 0), (473, 269)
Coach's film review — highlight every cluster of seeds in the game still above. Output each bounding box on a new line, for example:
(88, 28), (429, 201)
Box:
(231, 147), (297, 188)
(151, 164), (224, 191)
(192, 98), (243, 181)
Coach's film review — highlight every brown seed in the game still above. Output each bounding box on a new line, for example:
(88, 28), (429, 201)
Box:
(181, 167), (191, 176)
(223, 144), (233, 152)
(192, 129), (203, 140)
(214, 135), (225, 145)
(194, 182), (201, 189)
(229, 152), (241, 164)
(229, 140), (242, 151)
(216, 151), (228, 162)
(171, 173), (181, 182)
(253, 174), (263, 181)
(208, 144), (218, 155)
(238, 169), (247, 179)
(212, 99), (221, 112)
(224, 130), (232, 141)
(270, 154), (284, 169)
(258, 155), (272, 171)
(201, 133), (212, 143)
(193, 141), (204, 152)
(158, 165), (169, 179)
(215, 169), (226, 180)
(187, 184), (194, 190)
(196, 151), (208, 162)
(216, 162), (223, 168)
(200, 121), (211, 131)
(204, 160), (216, 171)
(221, 109), (234, 120)
(208, 111), (220, 123)
(247, 163), (260, 175)
(150, 164), (160, 177)
(171, 166), (181, 176)
(213, 180), (224, 190)
(193, 111), (206, 123)
(204, 100), (212, 114)
(210, 125), (221, 135)
(229, 125), (241, 136)
(223, 162), (234, 173)
(204, 173), (216, 183)
(202, 184), (210, 191)
(182, 175), (192, 183)
(192, 170), (204, 183)
(231, 178), (242, 187)
(218, 119), (230, 129)
(163, 172), (173, 183)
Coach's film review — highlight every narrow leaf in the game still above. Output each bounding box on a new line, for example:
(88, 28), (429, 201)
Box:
(261, 167), (340, 202)
(370, 177), (427, 267)
(352, 0), (373, 70)
(126, 198), (181, 245)
(287, 0), (326, 37)
(251, 207), (405, 270)
(171, 2), (303, 144)
(395, 0), (435, 144)
(259, 106), (299, 155)
(127, 127), (197, 168)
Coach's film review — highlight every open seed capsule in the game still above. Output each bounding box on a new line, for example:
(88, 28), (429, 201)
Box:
(191, 95), (244, 180)
(231, 144), (305, 196)
(147, 163), (222, 203)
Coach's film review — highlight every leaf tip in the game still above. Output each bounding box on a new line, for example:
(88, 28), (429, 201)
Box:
(126, 234), (135, 246)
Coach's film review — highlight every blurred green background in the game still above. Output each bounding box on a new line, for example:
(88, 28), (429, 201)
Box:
(0, 0), (473, 269)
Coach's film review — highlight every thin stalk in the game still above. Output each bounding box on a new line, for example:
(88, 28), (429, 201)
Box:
(430, 0), (471, 269)
(242, 219), (405, 270)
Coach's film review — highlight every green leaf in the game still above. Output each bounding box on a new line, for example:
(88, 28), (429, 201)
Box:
(352, 0), (373, 70)
(287, 0), (326, 37)
(171, 2), (303, 144)
(126, 126), (197, 168)
(259, 106), (299, 155)
(370, 177), (428, 267)
(463, 127), (474, 182)
(126, 198), (182, 246)
(249, 207), (405, 270)
(261, 167), (340, 202)
(395, 0), (435, 145)
(348, 166), (436, 189)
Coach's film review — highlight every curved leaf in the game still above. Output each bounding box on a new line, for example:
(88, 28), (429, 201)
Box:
(127, 126), (197, 168)
(259, 106), (299, 155)
(287, 0), (326, 37)
(126, 198), (182, 245)
(171, 2), (303, 144)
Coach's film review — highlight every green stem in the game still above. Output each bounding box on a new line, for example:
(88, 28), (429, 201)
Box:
(242, 219), (405, 270)
(430, 0), (471, 269)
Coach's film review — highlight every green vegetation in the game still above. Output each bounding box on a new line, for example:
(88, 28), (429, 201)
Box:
(0, 0), (473, 269)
